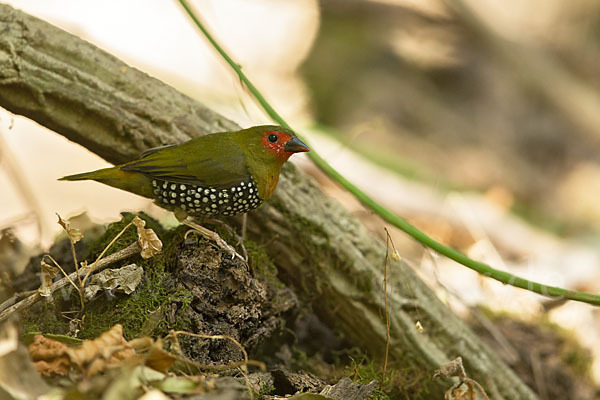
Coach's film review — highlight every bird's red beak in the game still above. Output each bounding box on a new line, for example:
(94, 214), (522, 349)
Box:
(284, 137), (310, 153)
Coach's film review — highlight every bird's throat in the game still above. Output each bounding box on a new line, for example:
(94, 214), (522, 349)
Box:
(263, 175), (279, 200)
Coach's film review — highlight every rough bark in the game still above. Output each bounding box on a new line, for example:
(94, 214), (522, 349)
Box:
(0, 4), (538, 399)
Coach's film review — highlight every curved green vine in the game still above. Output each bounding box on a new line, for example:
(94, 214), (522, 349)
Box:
(176, 0), (600, 307)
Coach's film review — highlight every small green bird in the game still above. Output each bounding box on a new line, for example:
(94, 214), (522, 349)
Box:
(60, 125), (309, 256)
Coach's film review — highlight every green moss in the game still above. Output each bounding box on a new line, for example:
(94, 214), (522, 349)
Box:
(79, 270), (192, 340)
(287, 345), (433, 400)
(21, 300), (71, 336)
(257, 380), (275, 397)
(246, 240), (283, 288)
(342, 353), (434, 400)
(290, 346), (318, 375)
(79, 218), (192, 340)
(345, 358), (390, 400)
(561, 346), (592, 378)
(21, 213), (196, 341)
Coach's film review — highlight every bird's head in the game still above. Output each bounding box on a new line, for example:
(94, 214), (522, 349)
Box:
(237, 125), (310, 200)
(241, 125), (310, 164)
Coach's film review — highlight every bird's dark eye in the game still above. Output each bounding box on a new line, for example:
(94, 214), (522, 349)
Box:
(268, 134), (278, 143)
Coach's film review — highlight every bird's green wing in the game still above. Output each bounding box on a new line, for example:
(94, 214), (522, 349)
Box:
(120, 135), (250, 187)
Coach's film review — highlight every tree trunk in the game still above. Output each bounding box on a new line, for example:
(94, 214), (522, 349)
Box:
(0, 4), (538, 399)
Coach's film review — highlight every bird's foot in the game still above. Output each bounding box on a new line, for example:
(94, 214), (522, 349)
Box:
(182, 220), (245, 261)
(202, 218), (248, 261)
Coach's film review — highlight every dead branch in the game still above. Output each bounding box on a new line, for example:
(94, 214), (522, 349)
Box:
(0, 243), (140, 322)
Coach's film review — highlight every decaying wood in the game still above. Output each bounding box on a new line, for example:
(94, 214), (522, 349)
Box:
(0, 4), (538, 399)
(320, 377), (378, 400)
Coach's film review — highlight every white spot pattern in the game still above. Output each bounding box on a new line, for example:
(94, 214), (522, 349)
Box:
(152, 177), (262, 216)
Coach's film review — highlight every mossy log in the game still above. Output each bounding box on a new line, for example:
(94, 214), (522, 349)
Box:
(0, 4), (538, 399)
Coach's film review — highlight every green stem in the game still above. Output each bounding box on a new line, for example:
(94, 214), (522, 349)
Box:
(177, 0), (600, 307)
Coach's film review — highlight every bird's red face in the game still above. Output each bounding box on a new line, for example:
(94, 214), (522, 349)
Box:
(261, 130), (310, 161)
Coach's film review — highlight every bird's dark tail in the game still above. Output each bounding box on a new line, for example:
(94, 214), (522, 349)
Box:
(59, 167), (155, 199)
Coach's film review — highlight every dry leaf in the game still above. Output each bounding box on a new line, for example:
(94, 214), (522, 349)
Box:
(29, 335), (67, 360)
(125, 337), (176, 374)
(57, 214), (83, 244)
(83, 264), (144, 300)
(38, 259), (59, 297)
(28, 325), (179, 378)
(133, 216), (162, 259)
(66, 324), (132, 369)
(29, 335), (70, 376)
(434, 356), (466, 379)
(128, 336), (154, 352)
(144, 338), (177, 373)
(447, 388), (470, 400)
(33, 358), (70, 377)
(434, 357), (490, 400)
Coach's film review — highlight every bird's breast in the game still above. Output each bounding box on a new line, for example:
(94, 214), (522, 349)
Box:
(151, 177), (263, 217)
(261, 174), (280, 201)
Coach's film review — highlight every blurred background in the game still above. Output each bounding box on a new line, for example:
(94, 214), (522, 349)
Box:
(2, 0), (600, 396)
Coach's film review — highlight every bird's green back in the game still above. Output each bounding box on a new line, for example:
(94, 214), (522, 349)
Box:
(121, 130), (250, 187)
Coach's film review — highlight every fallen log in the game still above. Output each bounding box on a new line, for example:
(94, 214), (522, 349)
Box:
(0, 4), (538, 399)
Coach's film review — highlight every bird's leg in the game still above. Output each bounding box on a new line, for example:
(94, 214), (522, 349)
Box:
(174, 209), (245, 261)
(182, 219), (244, 260)
(238, 214), (249, 261)
(241, 213), (247, 242)
(202, 217), (248, 261)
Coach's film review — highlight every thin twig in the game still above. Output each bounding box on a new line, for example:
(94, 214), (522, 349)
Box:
(237, 365), (256, 400)
(464, 378), (491, 400)
(82, 220), (134, 286)
(0, 242), (140, 323)
(173, 355), (265, 371)
(68, 232), (83, 290)
(382, 228), (391, 385)
(168, 330), (265, 372)
(0, 290), (36, 314)
(44, 254), (84, 310)
(170, 330), (250, 367)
